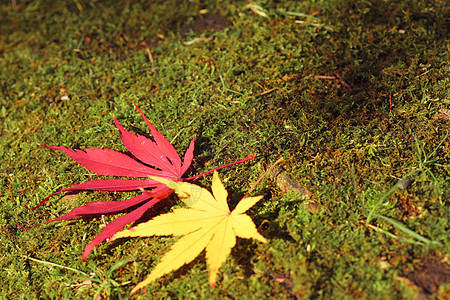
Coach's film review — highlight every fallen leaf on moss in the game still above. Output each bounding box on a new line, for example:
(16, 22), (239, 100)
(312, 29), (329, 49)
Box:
(23, 105), (255, 260)
(112, 171), (266, 294)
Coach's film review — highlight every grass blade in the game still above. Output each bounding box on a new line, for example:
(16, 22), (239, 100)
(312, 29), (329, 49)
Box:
(24, 256), (90, 277)
(371, 213), (440, 245)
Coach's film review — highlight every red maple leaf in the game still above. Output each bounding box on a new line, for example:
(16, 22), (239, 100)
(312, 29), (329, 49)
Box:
(23, 105), (255, 260)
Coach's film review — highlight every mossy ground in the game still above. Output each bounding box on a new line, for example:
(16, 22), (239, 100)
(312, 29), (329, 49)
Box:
(1, 0), (449, 299)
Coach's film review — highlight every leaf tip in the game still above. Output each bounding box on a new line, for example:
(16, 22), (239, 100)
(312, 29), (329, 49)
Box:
(148, 176), (176, 190)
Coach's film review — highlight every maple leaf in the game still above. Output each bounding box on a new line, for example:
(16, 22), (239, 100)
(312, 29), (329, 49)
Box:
(23, 105), (255, 260)
(111, 171), (266, 294)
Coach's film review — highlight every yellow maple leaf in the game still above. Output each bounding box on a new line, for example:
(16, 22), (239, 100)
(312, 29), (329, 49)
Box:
(111, 171), (266, 294)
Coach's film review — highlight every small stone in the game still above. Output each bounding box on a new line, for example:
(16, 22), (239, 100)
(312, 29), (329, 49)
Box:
(398, 179), (413, 190)
(434, 108), (450, 121)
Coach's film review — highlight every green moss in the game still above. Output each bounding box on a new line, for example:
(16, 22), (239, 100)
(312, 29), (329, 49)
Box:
(1, 0), (448, 298)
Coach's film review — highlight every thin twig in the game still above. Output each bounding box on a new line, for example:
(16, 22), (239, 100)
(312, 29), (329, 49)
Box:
(241, 158), (284, 200)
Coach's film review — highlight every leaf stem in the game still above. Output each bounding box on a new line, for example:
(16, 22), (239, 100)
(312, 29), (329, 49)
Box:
(24, 191), (63, 211)
(184, 154), (256, 181)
